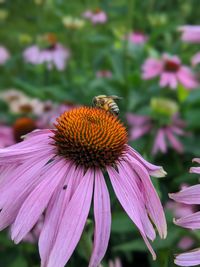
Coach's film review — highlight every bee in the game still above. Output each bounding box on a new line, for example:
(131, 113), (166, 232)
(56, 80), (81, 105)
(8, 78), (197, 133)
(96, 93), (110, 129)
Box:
(92, 95), (122, 116)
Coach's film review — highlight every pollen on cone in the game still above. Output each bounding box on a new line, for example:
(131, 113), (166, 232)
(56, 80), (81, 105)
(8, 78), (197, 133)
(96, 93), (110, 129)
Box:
(53, 106), (128, 168)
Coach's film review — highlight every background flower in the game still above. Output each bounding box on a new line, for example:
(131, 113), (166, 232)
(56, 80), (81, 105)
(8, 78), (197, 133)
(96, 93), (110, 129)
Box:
(142, 54), (199, 90)
(0, 45), (10, 65)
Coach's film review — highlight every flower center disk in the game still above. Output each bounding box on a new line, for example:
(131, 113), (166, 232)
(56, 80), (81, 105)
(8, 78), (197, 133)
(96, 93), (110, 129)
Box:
(53, 106), (128, 168)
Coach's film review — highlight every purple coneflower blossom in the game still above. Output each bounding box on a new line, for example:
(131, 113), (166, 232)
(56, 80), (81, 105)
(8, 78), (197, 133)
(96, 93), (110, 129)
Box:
(0, 125), (14, 148)
(126, 113), (186, 155)
(0, 45), (10, 65)
(83, 9), (107, 24)
(179, 25), (200, 43)
(96, 70), (112, 78)
(192, 52), (200, 66)
(23, 34), (70, 71)
(127, 32), (148, 45)
(170, 158), (200, 266)
(142, 53), (199, 90)
(0, 106), (167, 267)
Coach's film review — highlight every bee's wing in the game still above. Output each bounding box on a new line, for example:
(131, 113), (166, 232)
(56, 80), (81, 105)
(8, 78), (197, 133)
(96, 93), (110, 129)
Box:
(110, 95), (123, 100)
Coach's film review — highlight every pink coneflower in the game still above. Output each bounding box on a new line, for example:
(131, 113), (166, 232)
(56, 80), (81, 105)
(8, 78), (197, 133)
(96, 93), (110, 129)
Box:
(23, 33), (70, 71)
(142, 53), (199, 90)
(191, 52), (200, 66)
(170, 158), (200, 266)
(0, 125), (14, 148)
(0, 106), (167, 267)
(127, 32), (148, 45)
(126, 113), (186, 155)
(96, 70), (112, 78)
(0, 45), (10, 65)
(83, 9), (107, 24)
(179, 25), (200, 43)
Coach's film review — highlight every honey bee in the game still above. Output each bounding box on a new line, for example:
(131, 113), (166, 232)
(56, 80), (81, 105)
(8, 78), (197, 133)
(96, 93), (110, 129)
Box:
(92, 95), (122, 116)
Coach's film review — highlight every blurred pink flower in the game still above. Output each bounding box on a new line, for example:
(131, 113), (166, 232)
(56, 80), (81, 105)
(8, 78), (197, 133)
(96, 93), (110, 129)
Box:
(109, 258), (122, 267)
(178, 237), (194, 250)
(192, 52), (200, 66)
(127, 32), (148, 45)
(170, 158), (200, 266)
(96, 70), (112, 78)
(37, 103), (77, 128)
(23, 43), (70, 71)
(142, 54), (199, 90)
(83, 9), (107, 24)
(0, 46), (10, 65)
(0, 126), (14, 148)
(179, 25), (200, 43)
(126, 113), (186, 155)
(0, 106), (167, 267)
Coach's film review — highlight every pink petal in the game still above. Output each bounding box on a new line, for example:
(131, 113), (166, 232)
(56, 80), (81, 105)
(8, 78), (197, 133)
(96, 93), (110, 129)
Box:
(107, 166), (156, 259)
(175, 249), (200, 266)
(152, 129), (167, 155)
(142, 58), (163, 79)
(174, 211), (200, 230)
(126, 154), (167, 239)
(47, 169), (94, 267)
(190, 167), (200, 174)
(193, 158), (200, 164)
(89, 169), (111, 267)
(129, 125), (152, 140)
(177, 67), (199, 89)
(11, 158), (67, 243)
(118, 161), (156, 241)
(126, 145), (167, 177)
(160, 72), (177, 89)
(126, 113), (151, 126)
(169, 185), (200, 204)
(0, 154), (53, 230)
(192, 52), (200, 66)
(166, 128), (184, 153)
(39, 164), (84, 267)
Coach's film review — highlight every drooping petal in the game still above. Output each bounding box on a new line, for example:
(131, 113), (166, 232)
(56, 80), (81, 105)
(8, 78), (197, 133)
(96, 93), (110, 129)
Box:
(177, 66), (199, 89)
(118, 161), (156, 241)
(89, 169), (111, 267)
(107, 166), (146, 235)
(126, 155), (167, 239)
(126, 145), (166, 177)
(152, 129), (167, 155)
(174, 211), (200, 230)
(11, 158), (67, 243)
(190, 167), (200, 174)
(107, 166), (156, 259)
(39, 164), (84, 267)
(0, 154), (53, 230)
(166, 128), (183, 153)
(175, 249), (200, 266)
(169, 185), (200, 204)
(47, 169), (94, 267)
